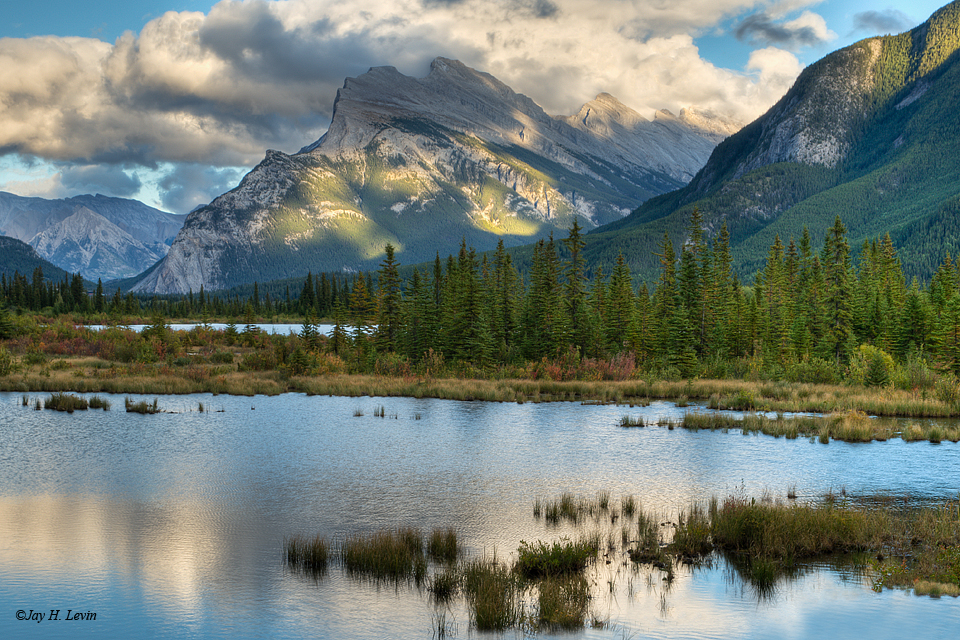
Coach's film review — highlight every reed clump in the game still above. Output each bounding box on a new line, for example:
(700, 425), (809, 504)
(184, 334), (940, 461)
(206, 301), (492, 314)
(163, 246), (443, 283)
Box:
(463, 559), (520, 631)
(514, 538), (598, 580)
(709, 495), (884, 559)
(536, 492), (614, 524)
(340, 527), (425, 582)
(125, 397), (161, 414)
(535, 576), (590, 630)
(88, 395), (110, 410)
(619, 414), (644, 427)
(284, 534), (329, 573)
(679, 411), (957, 444)
(427, 527), (459, 564)
(43, 392), (89, 412)
(428, 566), (460, 602)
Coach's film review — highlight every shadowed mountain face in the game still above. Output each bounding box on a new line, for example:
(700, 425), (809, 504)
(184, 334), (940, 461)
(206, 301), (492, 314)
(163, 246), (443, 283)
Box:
(0, 193), (185, 281)
(591, 0), (960, 284)
(133, 58), (734, 294)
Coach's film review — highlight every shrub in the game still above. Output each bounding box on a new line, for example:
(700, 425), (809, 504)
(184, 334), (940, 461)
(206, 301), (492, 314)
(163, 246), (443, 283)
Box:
(209, 350), (235, 364)
(237, 349), (278, 372)
(784, 357), (843, 385)
(848, 345), (895, 387)
(0, 346), (17, 376)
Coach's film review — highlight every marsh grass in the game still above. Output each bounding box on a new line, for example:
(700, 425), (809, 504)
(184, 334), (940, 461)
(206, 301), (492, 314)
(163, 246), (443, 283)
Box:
(913, 581), (960, 597)
(619, 414), (645, 427)
(341, 527), (425, 582)
(536, 493), (615, 525)
(8, 352), (960, 418)
(43, 392), (89, 412)
(535, 576), (590, 630)
(709, 495), (884, 559)
(284, 534), (328, 573)
(463, 559), (520, 631)
(670, 503), (712, 557)
(514, 539), (597, 579)
(125, 397), (161, 414)
(88, 395), (110, 410)
(428, 566), (460, 602)
(428, 527), (459, 564)
(680, 411), (958, 444)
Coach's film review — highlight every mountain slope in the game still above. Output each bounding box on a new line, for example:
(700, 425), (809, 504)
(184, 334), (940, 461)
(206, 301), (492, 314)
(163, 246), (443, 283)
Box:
(0, 236), (73, 283)
(0, 192), (185, 280)
(134, 58), (734, 294)
(590, 0), (960, 283)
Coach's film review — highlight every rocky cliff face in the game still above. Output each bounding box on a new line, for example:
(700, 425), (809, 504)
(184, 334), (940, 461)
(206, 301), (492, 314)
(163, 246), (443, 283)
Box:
(136, 58), (737, 294)
(0, 192), (185, 280)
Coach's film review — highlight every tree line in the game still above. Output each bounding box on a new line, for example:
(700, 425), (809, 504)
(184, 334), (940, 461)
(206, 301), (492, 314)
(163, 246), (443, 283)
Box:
(6, 209), (960, 382)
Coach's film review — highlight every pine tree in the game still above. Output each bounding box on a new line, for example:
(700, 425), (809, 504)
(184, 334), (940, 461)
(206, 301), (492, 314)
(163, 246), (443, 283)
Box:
(376, 243), (403, 352)
(821, 216), (855, 363)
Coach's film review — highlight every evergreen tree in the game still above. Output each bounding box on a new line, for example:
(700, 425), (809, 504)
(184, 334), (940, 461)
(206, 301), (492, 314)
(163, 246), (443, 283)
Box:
(376, 243), (403, 352)
(821, 216), (855, 363)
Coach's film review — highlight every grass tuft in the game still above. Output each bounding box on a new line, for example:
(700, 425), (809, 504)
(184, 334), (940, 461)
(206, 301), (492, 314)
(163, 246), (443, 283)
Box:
(341, 527), (424, 581)
(284, 534), (329, 573)
(43, 392), (88, 412)
(427, 527), (459, 564)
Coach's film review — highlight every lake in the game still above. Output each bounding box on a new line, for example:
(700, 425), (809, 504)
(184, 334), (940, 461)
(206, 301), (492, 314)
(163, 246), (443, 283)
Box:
(1, 392), (957, 638)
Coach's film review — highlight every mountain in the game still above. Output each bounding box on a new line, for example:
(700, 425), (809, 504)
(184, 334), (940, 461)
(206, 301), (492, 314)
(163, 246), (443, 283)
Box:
(0, 236), (73, 283)
(133, 58), (735, 294)
(588, 0), (960, 283)
(0, 192), (185, 281)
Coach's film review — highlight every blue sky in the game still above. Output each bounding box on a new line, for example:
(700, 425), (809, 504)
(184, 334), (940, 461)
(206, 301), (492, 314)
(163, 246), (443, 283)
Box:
(0, 0), (949, 213)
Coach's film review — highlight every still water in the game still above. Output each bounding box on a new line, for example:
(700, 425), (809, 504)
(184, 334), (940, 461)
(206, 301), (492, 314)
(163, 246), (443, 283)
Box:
(1, 393), (957, 639)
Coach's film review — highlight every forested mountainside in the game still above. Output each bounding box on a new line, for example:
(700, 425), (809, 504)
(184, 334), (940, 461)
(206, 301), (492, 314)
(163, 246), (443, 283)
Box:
(585, 0), (960, 284)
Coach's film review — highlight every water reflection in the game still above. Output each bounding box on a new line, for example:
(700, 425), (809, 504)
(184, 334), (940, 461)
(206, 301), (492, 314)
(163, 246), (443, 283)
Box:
(1, 392), (958, 638)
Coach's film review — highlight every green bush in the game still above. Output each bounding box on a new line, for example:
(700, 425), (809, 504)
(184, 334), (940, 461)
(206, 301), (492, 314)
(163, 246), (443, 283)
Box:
(848, 345), (895, 387)
(784, 357), (843, 385)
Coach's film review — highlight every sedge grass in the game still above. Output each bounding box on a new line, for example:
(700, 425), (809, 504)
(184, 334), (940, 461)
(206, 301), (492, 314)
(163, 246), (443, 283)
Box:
(463, 559), (520, 631)
(535, 576), (590, 630)
(8, 352), (960, 418)
(427, 527), (459, 564)
(43, 392), (89, 412)
(340, 527), (425, 581)
(125, 397), (161, 414)
(514, 539), (598, 580)
(284, 534), (329, 573)
(680, 411), (958, 444)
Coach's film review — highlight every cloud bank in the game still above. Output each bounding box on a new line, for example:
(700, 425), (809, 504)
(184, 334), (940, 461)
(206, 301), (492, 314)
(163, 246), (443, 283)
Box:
(0, 0), (823, 209)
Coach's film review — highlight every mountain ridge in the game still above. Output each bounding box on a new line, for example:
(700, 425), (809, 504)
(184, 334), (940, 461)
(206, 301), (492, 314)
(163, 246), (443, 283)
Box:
(0, 192), (185, 281)
(134, 58), (734, 294)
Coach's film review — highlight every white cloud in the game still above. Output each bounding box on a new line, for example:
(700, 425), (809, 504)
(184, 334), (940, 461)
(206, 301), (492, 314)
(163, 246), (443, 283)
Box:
(0, 0), (812, 201)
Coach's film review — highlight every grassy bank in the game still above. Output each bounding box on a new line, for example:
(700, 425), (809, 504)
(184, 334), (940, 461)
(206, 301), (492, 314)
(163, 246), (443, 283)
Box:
(7, 355), (960, 420)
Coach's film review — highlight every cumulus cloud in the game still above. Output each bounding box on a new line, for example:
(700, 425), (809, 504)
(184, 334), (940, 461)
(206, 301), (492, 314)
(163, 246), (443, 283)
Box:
(735, 9), (836, 50)
(852, 10), (914, 36)
(0, 0), (812, 204)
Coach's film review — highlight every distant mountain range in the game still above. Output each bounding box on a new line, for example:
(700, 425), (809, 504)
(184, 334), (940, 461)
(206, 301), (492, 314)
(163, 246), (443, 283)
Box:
(132, 58), (737, 294)
(586, 0), (960, 283)
(0, 193), (185, 281)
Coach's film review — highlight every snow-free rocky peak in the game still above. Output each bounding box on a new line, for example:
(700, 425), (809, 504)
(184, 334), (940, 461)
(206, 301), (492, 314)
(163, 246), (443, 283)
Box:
(134, 58), (734, 294)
